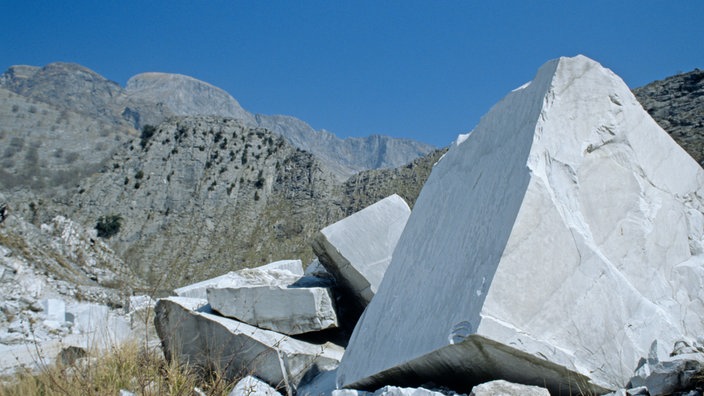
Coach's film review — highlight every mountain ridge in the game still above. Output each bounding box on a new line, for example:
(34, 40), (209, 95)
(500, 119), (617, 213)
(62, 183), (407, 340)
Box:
(0, 62), (435, 177)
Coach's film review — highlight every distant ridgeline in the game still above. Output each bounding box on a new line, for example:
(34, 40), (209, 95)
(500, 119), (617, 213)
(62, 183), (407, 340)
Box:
(0, 62), (435, 179)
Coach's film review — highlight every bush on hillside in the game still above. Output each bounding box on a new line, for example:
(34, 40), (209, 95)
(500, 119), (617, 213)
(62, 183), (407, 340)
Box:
(95, 214), (122, 238)
(139, 124), (157, 149)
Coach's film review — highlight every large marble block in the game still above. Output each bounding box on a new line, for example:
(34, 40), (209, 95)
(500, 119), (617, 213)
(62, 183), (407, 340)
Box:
(207, 270), (338, 335)
(154, 297), (343, 395)
(311, 194), (410, 310)
(337, 56), (704, 394)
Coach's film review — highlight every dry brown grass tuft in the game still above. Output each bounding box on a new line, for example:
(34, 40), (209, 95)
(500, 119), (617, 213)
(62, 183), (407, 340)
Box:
(0, 340), (236, 396)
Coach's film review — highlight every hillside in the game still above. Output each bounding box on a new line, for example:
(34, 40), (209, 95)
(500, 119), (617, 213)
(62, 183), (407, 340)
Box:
(0, 86), (133, 193)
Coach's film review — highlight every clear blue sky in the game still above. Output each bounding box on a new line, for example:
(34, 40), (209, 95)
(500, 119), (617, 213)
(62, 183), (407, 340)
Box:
(2, 1), (702, 147)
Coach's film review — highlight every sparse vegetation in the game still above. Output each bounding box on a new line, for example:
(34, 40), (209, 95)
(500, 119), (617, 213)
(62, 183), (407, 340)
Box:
(95, 214), (123, 238)
(254, 170), (265, 189)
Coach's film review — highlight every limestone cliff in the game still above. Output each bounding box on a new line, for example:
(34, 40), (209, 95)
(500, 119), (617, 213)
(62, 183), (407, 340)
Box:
(61, 117), (345, 288)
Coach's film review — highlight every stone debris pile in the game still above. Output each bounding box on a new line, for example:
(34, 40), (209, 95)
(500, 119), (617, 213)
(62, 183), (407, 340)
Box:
(0, 212), (150, 375)
(155, 194), (413, 395)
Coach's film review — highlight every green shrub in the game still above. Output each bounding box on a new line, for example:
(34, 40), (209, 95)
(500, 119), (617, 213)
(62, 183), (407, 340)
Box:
(96, 214), (123, 238)
(139, 125), (157, 149)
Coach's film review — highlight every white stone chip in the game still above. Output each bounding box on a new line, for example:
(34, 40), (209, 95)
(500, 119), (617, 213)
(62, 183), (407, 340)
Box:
(173, 259), (304, 299)
(469, 380), (549, 396)
(229, 376), (281, 396)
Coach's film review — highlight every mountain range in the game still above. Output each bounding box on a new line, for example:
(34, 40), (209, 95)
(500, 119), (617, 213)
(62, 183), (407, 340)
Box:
(0, 62), (435, 179)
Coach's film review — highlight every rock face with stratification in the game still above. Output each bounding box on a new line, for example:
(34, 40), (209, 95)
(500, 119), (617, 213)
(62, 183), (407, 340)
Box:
(154, 297), (344, 395)
(336, 55), (704, 394)
(311, 194), (411, 312)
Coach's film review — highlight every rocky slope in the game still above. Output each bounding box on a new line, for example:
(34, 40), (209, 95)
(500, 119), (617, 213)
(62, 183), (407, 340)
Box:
(339, 148), (447, 215)
(0, 199), (151, 375)
(1, 113), (438, 291)
(633, 68), (704, 167)
(0, 63), (435, 177)
(56, 117), (346, 288)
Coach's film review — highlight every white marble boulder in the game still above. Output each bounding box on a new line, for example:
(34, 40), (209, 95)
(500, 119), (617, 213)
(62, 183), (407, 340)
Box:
(336, 55), (704, 394)
(469, 380), (550, 396)
(173, 259), (304, 299)
(154, 297), (344, 395)
(207, 267), (338, 335)
(311, 194), (410, 311)
(41, 298), (66, 323)
(229, 375), (281, 396)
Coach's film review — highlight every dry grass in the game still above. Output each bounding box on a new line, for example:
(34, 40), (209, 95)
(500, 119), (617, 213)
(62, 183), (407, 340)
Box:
(0, 340), (236, 396)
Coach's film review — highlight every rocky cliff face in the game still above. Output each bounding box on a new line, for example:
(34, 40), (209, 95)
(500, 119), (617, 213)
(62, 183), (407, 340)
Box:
(53, 116), (446, 289)
(254, 114), (435, 176)
(633, 69), (704, 167)
(57, 117), (346, 288)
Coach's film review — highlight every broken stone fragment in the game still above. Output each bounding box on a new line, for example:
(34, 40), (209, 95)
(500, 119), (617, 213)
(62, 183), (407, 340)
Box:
(207, 271), (338, 335)
(154, 297), (344, 395)
(311, 194), (410, 316)
(41, 298), (65, 322)
(173, 259), (304, 299)
(229, 376), (281, 396)
(469, 380), (549, 396)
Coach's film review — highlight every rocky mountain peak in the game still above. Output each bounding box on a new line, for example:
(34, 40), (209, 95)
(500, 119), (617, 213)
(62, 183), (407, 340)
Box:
(125, 72), (254, 123)
(1, 61), (436, 177)
(0, 62), (129, 128)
